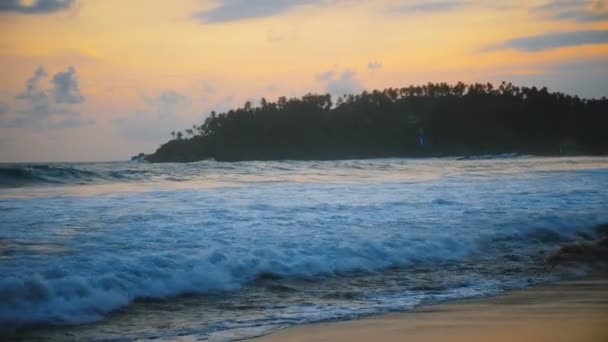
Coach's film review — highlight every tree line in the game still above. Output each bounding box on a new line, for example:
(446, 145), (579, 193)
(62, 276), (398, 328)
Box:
(146, 82), (608, 162)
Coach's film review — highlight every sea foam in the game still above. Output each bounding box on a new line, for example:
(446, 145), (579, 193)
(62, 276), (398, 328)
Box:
(1, 157), (608, 335)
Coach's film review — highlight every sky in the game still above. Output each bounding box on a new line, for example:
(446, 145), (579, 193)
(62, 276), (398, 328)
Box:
(0, 0), (607, 162)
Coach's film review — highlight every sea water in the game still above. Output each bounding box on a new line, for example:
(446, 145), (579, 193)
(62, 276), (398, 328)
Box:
(1, 156), (607, 341)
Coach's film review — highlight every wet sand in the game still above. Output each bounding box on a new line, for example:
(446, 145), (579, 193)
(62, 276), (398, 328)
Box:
(247, 277), (608, 342)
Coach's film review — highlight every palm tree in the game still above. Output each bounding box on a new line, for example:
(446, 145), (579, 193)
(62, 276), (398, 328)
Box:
(147, 82), (608, 163)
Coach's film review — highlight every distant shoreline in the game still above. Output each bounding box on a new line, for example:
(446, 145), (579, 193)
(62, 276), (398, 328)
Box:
(146, 150), (608, 163)
(144, 83), (608, 163)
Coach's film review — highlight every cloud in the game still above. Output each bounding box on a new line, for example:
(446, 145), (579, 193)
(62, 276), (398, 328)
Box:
(193, 0), (321, 23)
(45, 116), (94, 128)
(1, 66), (91, 128)
(52, 66), (85, 104)
(210, 95), (236, 113)
(0, 102), (9, 116)
(491, 57), (608, 99)
(201, 81), (216, 95)
(367, 61), (383, 70)
(145, 90), (187, 119)
(533, 0), (608, 22)
(552, 10), (608, 21)
(16, 66), (47, 100)
(533, 0), (586, 12)
(114, 90), (192, 141)
(315, 70), (335, 81)
(4, 106), (92, 129)
(390, 1), (469, 14)
(316, 69), (363, 96)
(197, 80), (219, 107)
(486, 30), (608, 52)
(0, 0), (75, 14)
(15, 66), (50, 118)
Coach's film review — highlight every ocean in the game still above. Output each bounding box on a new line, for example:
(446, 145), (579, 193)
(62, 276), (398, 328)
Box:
(1, 156), (607, 341)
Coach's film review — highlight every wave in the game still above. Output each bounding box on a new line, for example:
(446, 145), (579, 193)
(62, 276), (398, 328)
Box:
(1, 221), (604, 330)
(2, 156), (603, 189)
(545, 224), (608, 267)
(0, 235), (471, 329)
(0, 223), (490, 330)
(0, 164), (150, 188)
(456, 153), (524, 161)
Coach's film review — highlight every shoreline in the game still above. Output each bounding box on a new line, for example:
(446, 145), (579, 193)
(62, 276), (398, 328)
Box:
(243, 275), (608, 342)
(145, 152), (608, 164)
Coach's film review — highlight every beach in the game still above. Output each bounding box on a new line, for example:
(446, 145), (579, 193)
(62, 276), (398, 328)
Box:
(247, 277), (608, 342)
(4, 2), (608, 340)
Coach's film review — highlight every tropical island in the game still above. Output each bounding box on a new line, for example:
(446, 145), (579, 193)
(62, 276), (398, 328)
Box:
(146, 82), (608, 162)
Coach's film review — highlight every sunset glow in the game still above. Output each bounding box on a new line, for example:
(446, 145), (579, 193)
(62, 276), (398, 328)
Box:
(1, 0), (607, 161)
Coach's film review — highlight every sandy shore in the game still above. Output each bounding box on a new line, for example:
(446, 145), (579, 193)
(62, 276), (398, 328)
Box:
(246, 277), (608, 342)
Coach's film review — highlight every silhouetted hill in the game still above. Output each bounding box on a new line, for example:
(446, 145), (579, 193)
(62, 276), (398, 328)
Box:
(146, 82), (608, 162)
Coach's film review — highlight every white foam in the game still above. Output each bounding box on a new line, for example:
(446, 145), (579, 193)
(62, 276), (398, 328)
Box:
(1, 156), (608, 331)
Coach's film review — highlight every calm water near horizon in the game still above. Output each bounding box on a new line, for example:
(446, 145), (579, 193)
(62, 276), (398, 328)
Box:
(1, 156), (608, 341)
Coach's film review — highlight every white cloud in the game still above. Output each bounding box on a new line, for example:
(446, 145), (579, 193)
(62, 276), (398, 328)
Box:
(194, 0), (322, 23)
(52, 66), (85, 104)
(367, 61), (383, 70)
(113, 90), (193, 142)
(0, 0), (75, 15)
(2, 66), (91, 128)
(316, 68), (363, 96)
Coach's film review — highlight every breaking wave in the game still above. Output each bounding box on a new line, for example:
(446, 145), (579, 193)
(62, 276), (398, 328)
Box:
(1, 220), (605, 330)
(0, 234), (471, 328)
(0, 164), (151, 188)
(1, 156), (607, 338)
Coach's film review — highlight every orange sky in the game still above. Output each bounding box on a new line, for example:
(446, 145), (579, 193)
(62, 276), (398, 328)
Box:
(0, 0), (607, 162)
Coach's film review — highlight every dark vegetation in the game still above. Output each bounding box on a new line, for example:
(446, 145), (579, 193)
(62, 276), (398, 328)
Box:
(146, 82), (608, 162)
